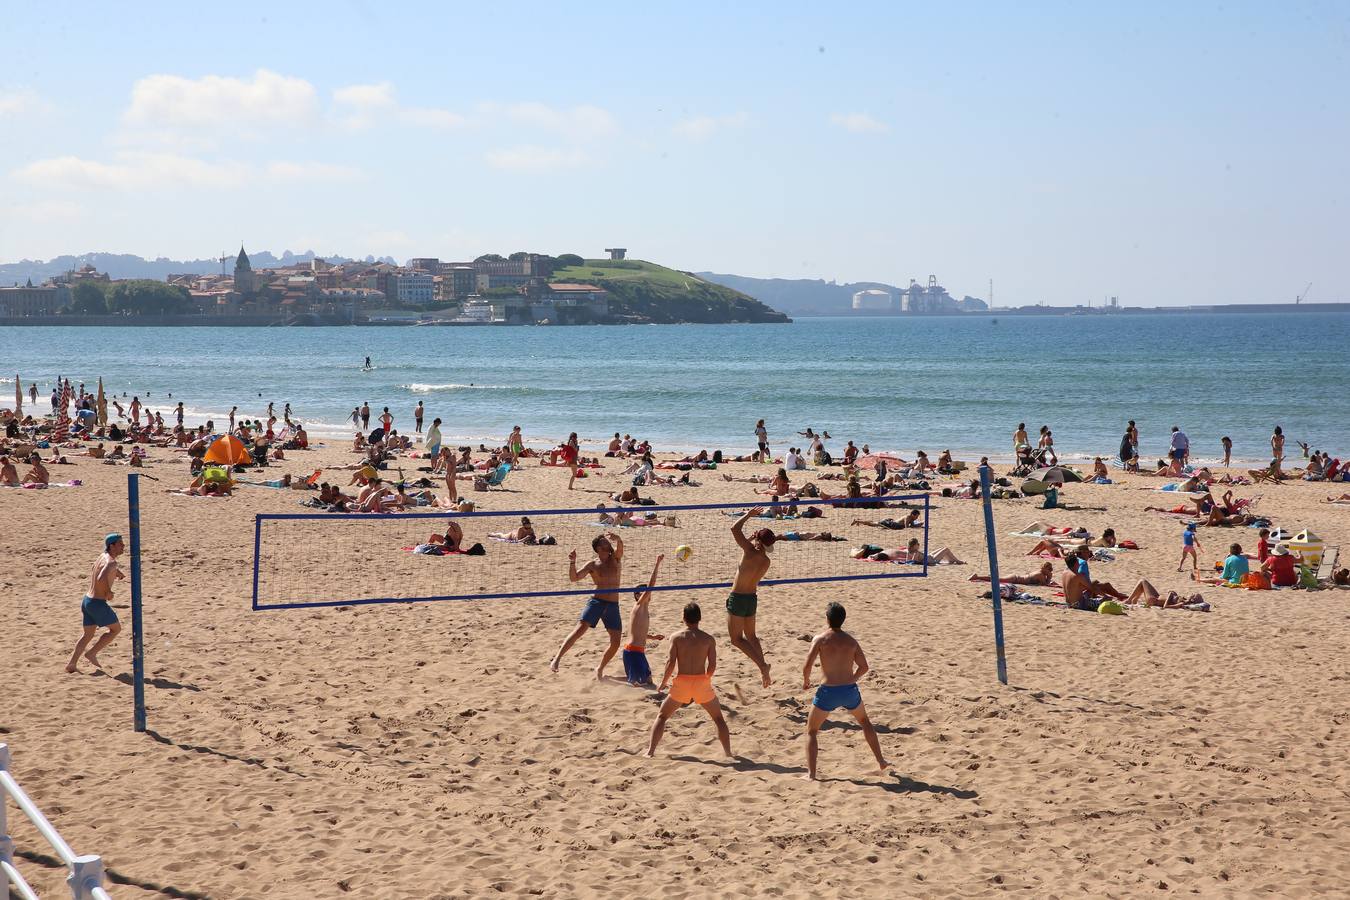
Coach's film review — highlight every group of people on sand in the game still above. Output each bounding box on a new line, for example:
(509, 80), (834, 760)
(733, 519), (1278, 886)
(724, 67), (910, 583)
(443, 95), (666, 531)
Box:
(546, 509), (890, 779)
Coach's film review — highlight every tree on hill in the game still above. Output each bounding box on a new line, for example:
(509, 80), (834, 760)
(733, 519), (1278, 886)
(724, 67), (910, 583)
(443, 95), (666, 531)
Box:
(555, 253), (584, 267)
(105, 280), (192, 315)
(508, 251), (530, 261)
(69, 281), (107, 314)
(475, 253), (506, 263)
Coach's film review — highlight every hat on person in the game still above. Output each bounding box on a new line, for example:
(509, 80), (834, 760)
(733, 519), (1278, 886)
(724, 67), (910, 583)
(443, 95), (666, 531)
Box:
(1272, 543), (1290, 556)
(104, 533), (122, 549)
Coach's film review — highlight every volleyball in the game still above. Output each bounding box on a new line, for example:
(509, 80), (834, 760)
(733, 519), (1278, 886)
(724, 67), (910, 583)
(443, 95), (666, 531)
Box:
(675, 544), (693, 562)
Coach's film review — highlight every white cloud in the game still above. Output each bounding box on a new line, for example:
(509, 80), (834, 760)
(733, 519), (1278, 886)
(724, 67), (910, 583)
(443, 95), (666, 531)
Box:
(265, 160), (362, 182)
(124, 69), (320, 132)
(482, 102), (617, 140)
(484, 146), (590, 173)
(14, 152), (356, 191)
(0, 87), (43, 118)
(672, 112), (748, 140)
(334, 82), (465, 130)
(829, 112), (888, 134)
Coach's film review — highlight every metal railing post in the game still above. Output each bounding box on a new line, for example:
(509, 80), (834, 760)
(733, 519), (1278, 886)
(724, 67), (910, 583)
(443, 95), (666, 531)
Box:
(0, 743), (11, 898)
(68, 854), (106, 899)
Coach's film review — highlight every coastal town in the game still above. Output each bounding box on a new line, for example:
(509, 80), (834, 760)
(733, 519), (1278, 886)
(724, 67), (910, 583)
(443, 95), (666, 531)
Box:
(0, 248), (628, 325)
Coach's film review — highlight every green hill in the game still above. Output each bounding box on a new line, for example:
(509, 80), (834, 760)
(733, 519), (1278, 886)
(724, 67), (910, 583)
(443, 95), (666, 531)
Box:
(550, 260), (790, 324)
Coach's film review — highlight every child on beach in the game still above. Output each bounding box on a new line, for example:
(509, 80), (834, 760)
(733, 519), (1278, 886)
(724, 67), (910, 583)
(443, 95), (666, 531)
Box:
(646, 601), (732, 759)
(623, 555), (665, 686)
(1177, 523), (1202, 572)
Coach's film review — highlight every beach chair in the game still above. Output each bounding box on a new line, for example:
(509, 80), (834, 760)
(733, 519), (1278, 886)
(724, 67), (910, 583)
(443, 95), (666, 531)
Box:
(1248, 464), (1282, 485)
(482, 462), (512, 489)
(1316, 546), (1340, 582)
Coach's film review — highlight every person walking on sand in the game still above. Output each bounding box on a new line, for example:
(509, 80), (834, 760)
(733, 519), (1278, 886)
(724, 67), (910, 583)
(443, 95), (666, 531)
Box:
(727, 507), (775, 687)
(1221, 436), (1232, 468)
(551, 533), (624, 678)
(1013, 422), (1028, 455)
(360, 402), (370, 431)
(1177, 523), (1202, 572)
(802, 602), (890, 780)
(646, 602), (733, 760)
(562, 431), (580, 489)
(755, 419), (770, 462)
(414, 400), (424, 433)
(1271, 426), (1285, 477)
(67, 534), (125, 673)
(623, 555), (665, 685)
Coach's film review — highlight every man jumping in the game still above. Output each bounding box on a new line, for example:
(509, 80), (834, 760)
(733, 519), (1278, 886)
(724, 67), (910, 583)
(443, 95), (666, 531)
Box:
(551, 532), (624, 679)
(727, 506), (774, 686)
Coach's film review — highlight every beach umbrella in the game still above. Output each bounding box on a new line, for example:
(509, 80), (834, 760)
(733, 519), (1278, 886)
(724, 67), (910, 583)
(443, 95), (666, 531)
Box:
(14, 374), (20, 416)
(96, 377), (107, 426)
(1031, 466), (1082, 484)
(203, 433), (252, 466)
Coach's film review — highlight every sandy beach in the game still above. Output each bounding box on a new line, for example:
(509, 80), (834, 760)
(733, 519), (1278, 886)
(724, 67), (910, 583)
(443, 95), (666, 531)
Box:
(3, 438), (1349, 898)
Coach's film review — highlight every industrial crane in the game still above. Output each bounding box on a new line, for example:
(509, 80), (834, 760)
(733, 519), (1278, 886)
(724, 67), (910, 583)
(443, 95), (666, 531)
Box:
(1296, 282), (1312, 304)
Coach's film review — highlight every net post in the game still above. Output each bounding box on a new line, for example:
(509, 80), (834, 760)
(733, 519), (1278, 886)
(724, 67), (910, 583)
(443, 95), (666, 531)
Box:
(978, 465), (1008, 685)
(127, 473), (147, 732)
(922, 491), (931, 576)
(251, 515), (263, 612)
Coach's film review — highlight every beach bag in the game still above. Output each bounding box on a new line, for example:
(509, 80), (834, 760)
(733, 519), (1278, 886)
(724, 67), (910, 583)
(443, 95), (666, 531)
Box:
(1097, 600), (1125, 615)
(1298, 565), (1318, 589)
(465, 542), (486, 556)
(1242, 572), (1271, 591)
(713, 450), (723, 464)
(473, 477), (488, 491)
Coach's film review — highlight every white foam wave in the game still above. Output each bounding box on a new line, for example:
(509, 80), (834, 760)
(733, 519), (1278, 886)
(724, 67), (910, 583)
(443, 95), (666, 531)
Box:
(403, 383), (507, 393)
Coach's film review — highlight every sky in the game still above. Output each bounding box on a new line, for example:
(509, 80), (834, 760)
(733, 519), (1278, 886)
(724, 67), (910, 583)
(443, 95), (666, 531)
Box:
(1, 1), (1348, 306)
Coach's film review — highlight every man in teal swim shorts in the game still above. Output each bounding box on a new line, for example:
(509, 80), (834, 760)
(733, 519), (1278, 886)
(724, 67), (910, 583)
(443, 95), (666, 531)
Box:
(67, 533), (125, 673)
(728, 507), (774, 687)
(801, 602), (890, 780)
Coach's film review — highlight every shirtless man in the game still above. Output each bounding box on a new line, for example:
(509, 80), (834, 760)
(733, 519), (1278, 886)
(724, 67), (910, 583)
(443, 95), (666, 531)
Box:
(802, 602), (889, 779)
(67, 534), (125, 672)
(646, 602), (732, 759)
(728, 507), (775, 686)
(551, 533), (624, 678)
(623, 556), (664, 685)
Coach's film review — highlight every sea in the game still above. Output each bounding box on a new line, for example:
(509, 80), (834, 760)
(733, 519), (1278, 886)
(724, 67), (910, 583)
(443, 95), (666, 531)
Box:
(3, 314), (1347, 463)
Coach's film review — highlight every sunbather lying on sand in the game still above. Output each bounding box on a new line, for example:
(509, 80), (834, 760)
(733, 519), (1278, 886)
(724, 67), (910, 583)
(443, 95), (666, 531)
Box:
(969, 561), (1055, 585)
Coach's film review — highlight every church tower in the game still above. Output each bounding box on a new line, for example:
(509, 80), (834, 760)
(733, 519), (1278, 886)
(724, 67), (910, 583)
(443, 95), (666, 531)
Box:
(234, 245), (255, 295)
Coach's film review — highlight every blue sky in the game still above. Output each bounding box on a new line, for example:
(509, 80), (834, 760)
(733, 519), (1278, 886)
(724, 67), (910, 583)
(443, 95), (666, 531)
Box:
(1, 1), (1347, 305)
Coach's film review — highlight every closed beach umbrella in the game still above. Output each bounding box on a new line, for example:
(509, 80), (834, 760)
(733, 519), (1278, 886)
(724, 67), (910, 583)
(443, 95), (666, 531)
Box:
(97, 377), (107, 426)
(203, 433), (252, 465)
(14, 374), (20, 416)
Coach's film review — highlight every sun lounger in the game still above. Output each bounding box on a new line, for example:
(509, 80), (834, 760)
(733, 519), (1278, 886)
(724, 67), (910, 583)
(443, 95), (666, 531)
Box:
(1316, 546), (1340, 582)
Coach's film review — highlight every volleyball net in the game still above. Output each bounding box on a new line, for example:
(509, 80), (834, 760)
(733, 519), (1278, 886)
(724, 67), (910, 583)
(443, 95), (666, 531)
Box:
(251, 495), (931, 611)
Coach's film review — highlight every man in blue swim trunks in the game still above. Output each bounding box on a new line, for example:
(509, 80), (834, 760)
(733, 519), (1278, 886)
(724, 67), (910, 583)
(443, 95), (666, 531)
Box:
(801, 602), (890, 780)
(67, 533), (125, 673)
(551, 532), (624, 679)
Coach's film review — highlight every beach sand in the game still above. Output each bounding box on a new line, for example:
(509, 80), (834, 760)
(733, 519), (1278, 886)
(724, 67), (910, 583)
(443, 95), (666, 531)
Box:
(3, 442), (1348, 898)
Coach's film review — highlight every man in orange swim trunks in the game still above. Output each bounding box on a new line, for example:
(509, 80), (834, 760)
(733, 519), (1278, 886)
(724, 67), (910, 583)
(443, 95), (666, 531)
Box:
(645, 602), (732, 759)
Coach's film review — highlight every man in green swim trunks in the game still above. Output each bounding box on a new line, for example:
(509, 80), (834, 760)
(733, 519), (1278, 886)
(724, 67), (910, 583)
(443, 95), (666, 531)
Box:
(728, 506), (775, 687)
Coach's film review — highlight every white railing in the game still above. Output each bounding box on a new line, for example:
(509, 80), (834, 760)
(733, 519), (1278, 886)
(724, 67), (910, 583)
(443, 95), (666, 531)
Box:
(0, 744), (113, 900)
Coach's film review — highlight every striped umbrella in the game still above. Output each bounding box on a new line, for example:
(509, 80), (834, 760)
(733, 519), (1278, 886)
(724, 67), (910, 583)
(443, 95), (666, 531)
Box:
(50, 380), (72, 443)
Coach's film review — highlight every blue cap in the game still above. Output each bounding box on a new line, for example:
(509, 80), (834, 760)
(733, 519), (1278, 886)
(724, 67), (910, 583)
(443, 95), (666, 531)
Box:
(105, 533), (122, 548)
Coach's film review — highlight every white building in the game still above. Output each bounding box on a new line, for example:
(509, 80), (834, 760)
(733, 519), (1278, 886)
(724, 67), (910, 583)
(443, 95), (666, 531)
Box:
(851, 289), (893, 311)
(390, 272), (435, 305)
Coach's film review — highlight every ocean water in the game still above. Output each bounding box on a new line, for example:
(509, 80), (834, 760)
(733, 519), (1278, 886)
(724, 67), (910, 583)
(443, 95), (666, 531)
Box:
(3, 314), (1347, 461)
